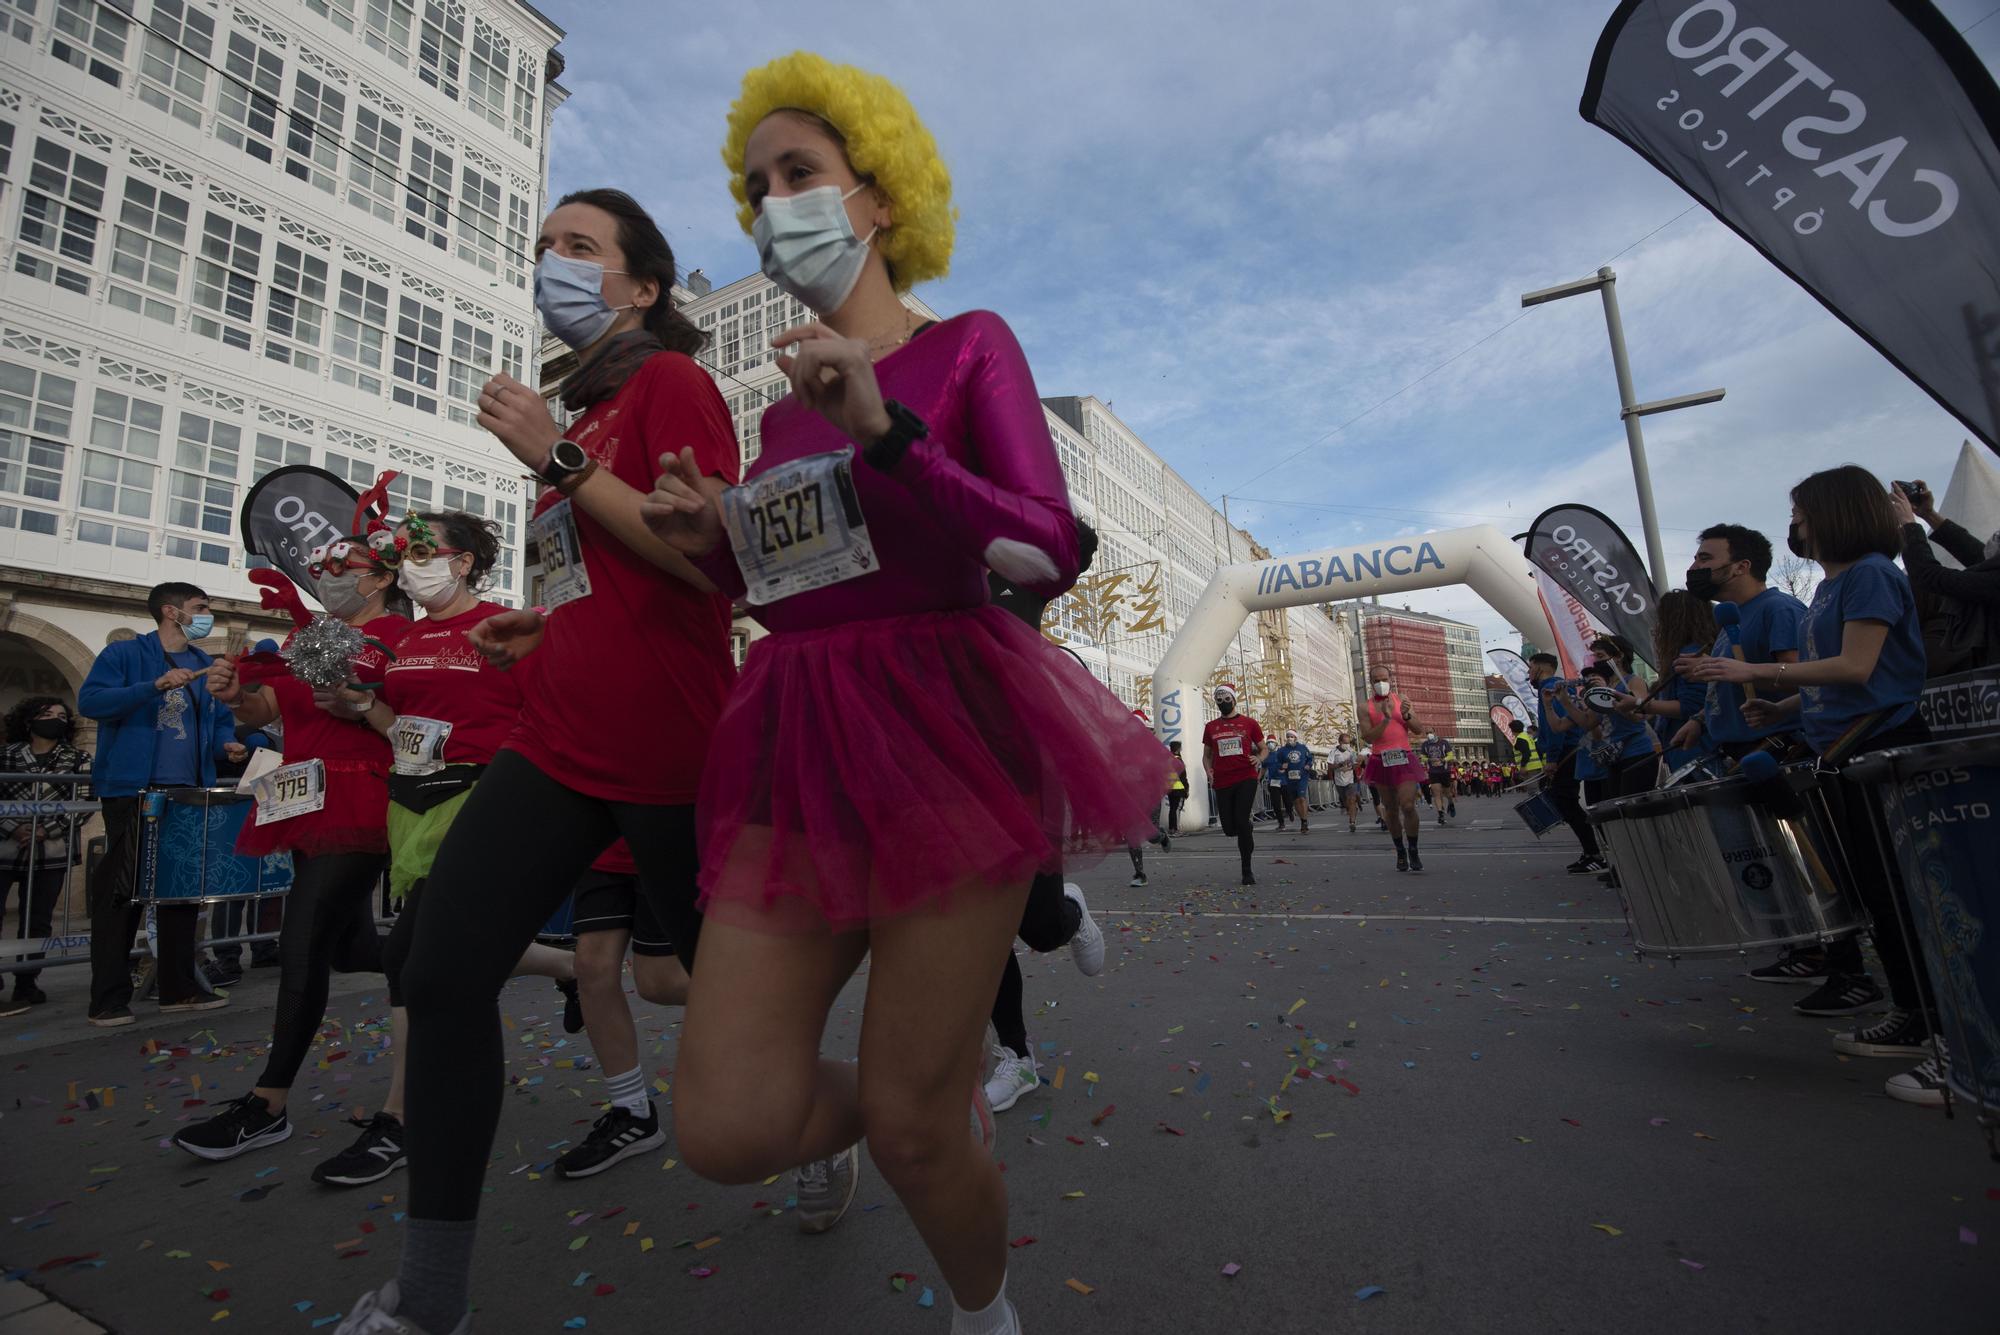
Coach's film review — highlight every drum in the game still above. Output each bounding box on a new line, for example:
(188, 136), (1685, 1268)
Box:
(1663, 755), (1724, 789)
(1513, 791), (1563, 836)
(1588, 763), (1865, 959)
(536, 891), (577, 945)
(137, 787), (294, 904)
(1849, 736), (2000, 1144)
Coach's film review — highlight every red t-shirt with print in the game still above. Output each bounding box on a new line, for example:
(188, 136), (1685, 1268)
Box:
(380, 600), (520, 765)
(507, 352), (741, 805)
(1203, 713), (1264, 789)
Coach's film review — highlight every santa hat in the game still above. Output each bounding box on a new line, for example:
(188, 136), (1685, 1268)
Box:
(1213, 682), (1238, 702)
(1132, 708), (1150, 725)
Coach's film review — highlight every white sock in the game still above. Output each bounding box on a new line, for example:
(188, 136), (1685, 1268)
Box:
(604, 1066), (649, 1116)
(950, 1274), (1019, 1335)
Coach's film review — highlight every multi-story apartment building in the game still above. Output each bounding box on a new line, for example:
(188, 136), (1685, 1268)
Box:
(0, 0), (564, 711)
(1345, 603), (1493, 754)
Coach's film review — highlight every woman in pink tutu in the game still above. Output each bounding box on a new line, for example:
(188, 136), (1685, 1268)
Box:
(642, 52), (1170, 1335)
(1360, 663), (1431, 872)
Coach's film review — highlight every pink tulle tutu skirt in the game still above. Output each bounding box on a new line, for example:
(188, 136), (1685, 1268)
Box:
(696, 605), (1175, 933)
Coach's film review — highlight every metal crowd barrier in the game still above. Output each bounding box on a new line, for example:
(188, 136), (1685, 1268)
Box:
(0, 773), (304, 980)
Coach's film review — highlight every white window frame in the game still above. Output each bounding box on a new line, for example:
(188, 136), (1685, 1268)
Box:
(15, 135), (107, 295)
(107, 176), (190, 323)
(190, 210), (262, 350)
(216, 30), (283, 164)
(137, 0), (213, 127)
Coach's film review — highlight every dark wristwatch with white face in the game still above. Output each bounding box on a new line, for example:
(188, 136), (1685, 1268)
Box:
(862, 399), (928, 472)
(540, 439), (589, 489)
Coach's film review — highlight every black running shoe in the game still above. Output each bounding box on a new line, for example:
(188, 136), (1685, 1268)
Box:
(558, 977), (584, 1035)
(174, 1092), (291, 1161)
(313, 1112), (407, 1186)
(1832, 1008), (1931, 1058)
(1240, 870), (1257, 887)
(1794, 973), (1885, 1017)
(1747, 949), (1827, 985)
(1408, 849), (1424, 872)
(1567, 856), (1609, 875)
(1396, 850), (1409, 872)
(556, 1103), (665, 1179)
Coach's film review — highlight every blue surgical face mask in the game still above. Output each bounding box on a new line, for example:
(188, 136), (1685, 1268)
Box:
(183, 612), (215, 640)
(535, 251), (634, 349)
(751, 183), (876, 315)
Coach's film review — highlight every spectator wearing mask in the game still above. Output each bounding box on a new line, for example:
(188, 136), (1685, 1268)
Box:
(1671, 524), (1805, 764)
(1686, 465), (1937, 1102)
(79, 583), (243, 1025)
(1888, 478), (2000, 673)
(0, 697), (90, 1014)
(1564, 642), (1660, 804)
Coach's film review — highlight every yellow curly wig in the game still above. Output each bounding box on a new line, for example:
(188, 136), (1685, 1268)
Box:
(723, 52), (955, 291)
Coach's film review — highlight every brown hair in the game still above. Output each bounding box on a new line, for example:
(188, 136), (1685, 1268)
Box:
(1790, 464), (1898, 564)
(414, 510), (502, 587)
(556, 189), (706, 358)
(1589, 634), (1636, 674)
(1651, 590), (1718, 692)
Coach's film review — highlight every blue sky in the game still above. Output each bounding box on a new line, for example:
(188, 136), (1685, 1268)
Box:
(539, 0), (2000, 647)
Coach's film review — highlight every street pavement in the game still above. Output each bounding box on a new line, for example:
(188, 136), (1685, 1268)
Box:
(3, 797), (1995, 1334)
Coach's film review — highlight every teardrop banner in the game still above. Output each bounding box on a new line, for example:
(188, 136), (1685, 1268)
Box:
(1581, 0), (2000, 455)
(1524, 503), (1659, 664)
(239, 465), (360, 593)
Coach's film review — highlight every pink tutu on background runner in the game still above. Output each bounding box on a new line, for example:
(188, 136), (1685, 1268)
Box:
(1362, 752), (1429, 787)
(696, 604), (1175, 933)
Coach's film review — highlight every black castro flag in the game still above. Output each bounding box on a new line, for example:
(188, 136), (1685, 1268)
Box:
(1582, 0), (2000, 456)
(239, 465), (359, 592)
(1524, 503), (1661, 665)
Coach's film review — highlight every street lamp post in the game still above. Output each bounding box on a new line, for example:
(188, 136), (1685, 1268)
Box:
(1521, 265), (1725, 592)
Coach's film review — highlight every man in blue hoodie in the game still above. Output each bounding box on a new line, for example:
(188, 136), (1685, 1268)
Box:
(80, 582), (244, 1026)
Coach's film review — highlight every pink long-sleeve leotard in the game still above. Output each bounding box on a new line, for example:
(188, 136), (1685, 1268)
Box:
(698, 310), (1079, 627)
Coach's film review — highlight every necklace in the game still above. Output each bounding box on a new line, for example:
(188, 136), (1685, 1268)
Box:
(863, 310), (919, 360)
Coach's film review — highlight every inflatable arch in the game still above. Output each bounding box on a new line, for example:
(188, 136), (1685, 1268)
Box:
(1150, 524), (1556, 832)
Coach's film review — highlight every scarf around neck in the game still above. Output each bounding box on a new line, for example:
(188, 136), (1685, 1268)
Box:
(561, 329), (666, 413)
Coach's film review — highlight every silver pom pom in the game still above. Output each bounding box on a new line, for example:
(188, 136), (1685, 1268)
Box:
(283, 615), (369, 688)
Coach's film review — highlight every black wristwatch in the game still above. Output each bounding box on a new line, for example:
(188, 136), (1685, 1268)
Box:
(863, 399), (928, 472)
(540, 438), (590, 490)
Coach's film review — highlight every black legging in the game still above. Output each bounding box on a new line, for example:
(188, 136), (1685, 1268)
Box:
(1815, 716), (1937, 1014)
(1543, 756), (1600, 856)
(1215, 781), (1257, 873)
(401, 748), (701, 1221)
(991, 872), (1080, 1059)
(256, 849), (386, 1090)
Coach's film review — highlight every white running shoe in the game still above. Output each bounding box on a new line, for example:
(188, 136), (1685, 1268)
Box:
(332, 1280), (470, 1334)
(796, 1145), (861, 1234)
(1064, 883), (1105, 977)
(984, 1048), (1041, 1113)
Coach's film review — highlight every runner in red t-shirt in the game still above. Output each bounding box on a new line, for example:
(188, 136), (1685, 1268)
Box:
(302, 511), (584, 1189)
(1202, 682), (1266, 885)
(181, 527), (411, 1164)
(1360, 665), (1430, 872)
(357, 192), (739, 1328)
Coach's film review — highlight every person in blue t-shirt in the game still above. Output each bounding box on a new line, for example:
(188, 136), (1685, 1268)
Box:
(1274, 730), (1315, 833)
(1614, 591), (1716, 776)
(1669, 524), (1806, 762)
(1262, 741), (1291, 831)
(1562, 636), (1661, 808)
(1528, 653), (1603, 873)
(1685, 466), (1938, 1106)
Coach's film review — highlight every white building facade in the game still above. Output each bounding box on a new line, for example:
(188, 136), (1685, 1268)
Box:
(0, 0), (564, 707)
